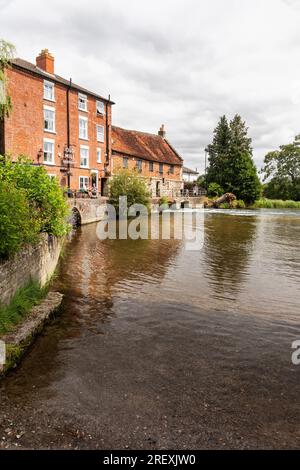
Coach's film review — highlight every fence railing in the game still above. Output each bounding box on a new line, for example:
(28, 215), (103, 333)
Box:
(65, 188), (207, 200)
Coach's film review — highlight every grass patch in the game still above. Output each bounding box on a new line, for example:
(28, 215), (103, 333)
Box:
(0, 281), (48, 336)
(251, 199), (300, 209)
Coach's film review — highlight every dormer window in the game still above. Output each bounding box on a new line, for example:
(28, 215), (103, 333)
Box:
(78, 93), (88, 112)
(96, 100), (105, 115)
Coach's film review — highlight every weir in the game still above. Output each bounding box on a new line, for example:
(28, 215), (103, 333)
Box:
(68, 196), (206, 226)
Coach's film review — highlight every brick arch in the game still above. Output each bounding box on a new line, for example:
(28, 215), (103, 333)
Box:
(71, 207), (82, 227)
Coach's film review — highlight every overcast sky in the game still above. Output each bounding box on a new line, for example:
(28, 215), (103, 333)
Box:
(1, 0), (300, 172)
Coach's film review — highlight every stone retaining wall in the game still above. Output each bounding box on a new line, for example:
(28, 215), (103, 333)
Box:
(0, 234), (63, 307)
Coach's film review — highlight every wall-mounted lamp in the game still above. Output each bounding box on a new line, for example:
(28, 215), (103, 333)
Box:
(37, 148), (43, 165)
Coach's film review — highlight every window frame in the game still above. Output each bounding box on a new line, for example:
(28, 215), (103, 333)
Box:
(78, 93), (88, 112)
(149, 161), (154, 172)
(96, 100), (105, 115)
(123, 157), (128, 169)
(159, 163), (164, 174)
(79, 115), (88, 140)
(169, 164), (174, 175)
(80, 145), (89, 168)
(136, 159), (143, 173)
(43, 138), (55, 165)
(96, 124), (105, 143)
(44, 105), (55, 133)
(97, 148), (102, 164)
(44, 80), (55, 102)
(79, 176), (90, 190)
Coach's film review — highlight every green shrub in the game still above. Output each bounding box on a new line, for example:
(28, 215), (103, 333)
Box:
(208, 182), (224, 198)
(252, 198), (300, 209)
(219, 202), (231, 209)
(159, 195), (169, 205)
(0, 155), (69, 237)
(236, 199), (246, 209)
(108, 169), (150, 215)
(0, 180), (40, 259)
(0, 155), (69, 259)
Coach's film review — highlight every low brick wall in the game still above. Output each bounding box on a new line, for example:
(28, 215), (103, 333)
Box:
(0, 234), (63, 307)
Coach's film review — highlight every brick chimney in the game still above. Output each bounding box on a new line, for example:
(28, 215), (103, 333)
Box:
(36, 49), (54, 74)
(158, 124), (166, 138)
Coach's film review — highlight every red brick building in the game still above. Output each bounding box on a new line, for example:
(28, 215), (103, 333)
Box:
(1, 49), (114, 195)
(112, 125), (183, 198)
(1, 49), (184, 197)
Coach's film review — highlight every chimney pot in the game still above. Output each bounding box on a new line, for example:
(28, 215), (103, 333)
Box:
(36, 49), (54, 74)
(158, 124), (166, 138)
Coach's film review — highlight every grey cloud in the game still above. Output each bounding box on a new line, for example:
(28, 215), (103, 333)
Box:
(1, 0), (300, 170)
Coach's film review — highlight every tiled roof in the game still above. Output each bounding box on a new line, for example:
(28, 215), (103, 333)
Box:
(11, 58), (114, 104)
(112, 126), (183, 165)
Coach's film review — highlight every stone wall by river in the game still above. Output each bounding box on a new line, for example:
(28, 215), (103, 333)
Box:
(0, 234), (63, 306)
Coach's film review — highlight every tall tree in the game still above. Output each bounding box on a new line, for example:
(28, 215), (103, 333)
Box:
(0, 39), (16, 119)
(229, 115), (260, 203)
(206, 114), (260, 203)
(206, 115), (231, 190)
(261, 135), (300, 201)
(262, 134), (300, 183)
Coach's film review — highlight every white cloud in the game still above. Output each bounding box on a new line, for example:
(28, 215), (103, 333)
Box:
(1, 0), (300, 172)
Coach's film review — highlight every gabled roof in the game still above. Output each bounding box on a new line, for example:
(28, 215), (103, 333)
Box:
(183, 166), (199, 175)
(112, 126), (183, 166)
(10, 58), (114, 104)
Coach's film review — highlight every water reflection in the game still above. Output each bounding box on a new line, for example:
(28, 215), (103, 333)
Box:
(204, 214), (257, 297)
(1, 210), (300, 450)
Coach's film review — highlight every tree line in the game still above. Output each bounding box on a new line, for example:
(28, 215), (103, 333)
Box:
(203, 115), (300, 203)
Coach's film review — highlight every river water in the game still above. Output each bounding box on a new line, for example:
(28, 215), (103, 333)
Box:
(0, 209), (300, 449)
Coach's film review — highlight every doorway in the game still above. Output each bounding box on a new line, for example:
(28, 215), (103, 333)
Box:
(91, 170), (99, 191)
(156, 181), (160, 197)
(101, 178), (108, 197)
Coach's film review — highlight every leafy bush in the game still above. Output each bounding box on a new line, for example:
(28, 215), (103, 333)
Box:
(108, 169), (150, 215)
(252, 198), (300, 209)
(0, 156), (69, 237)
(0, 155), (69, 259)
(263, 177), (300, 201)
(0, 180), (40, 258)
(236, 199), (246, 209)
(219, 202), (231, 209)
(159, 195), (169, 206)
(208, 182), (224, 197)
(0, 39), (16, 119)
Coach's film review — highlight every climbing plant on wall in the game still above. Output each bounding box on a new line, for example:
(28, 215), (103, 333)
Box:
(0, 39), (16, 119)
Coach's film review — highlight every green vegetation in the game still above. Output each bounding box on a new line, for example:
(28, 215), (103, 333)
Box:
(0, 281), (48, 335)
(196, 174), (206, 189)
(159, 195), (169, 206)
(262, 135), (300, 201)
(0, 39), (16, 119)
(108, 169), (150, 215)
(251, 199), (300, 209)
(0, 155), (69, 259)
(208, 182), (224, 197)
(206, 115), (261, 204)
(232, 199), (246, 209)
(0, 180), (39, 258)
(219, 202), (231, 209)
